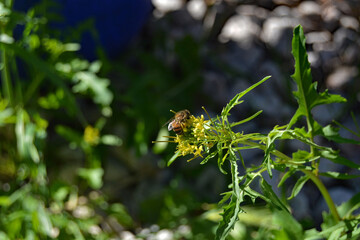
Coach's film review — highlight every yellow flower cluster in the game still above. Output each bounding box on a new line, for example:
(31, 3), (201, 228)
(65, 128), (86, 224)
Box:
(174, 115), (210, 161)
(84, 125), (100, 145)
(191, 115), (207, 141)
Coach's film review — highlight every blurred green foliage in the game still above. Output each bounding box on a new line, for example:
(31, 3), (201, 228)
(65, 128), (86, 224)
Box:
(0, 0), (215, 239)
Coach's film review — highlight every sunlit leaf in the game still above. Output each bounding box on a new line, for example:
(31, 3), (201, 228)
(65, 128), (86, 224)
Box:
(152, 127), (169, 154)
(288, 25), (346, 130)
(101, 135), (123, 146)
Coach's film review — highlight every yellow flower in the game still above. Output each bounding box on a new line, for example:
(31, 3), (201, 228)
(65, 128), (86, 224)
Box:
(172, 114), (211, 161)
(84, 125), (100, 145)
(192, 115), (208, 141)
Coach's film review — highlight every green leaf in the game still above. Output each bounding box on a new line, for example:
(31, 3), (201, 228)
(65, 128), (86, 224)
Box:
(288, 175), (310, 200)
(272, 209), (303, 240)
(78, 168), (104, 189)
(319, 172), (360, 180)
(260, 178), (289, 212)
(218, 191), (232, 206)
(200, 150), (217, 165)
(217, 142), (227, 175)
(288, 25), (346, 130)
(278, 169), (295, 188)
(15, 110), (40, 163)
(215, 149), (244, 240)
(37, 203), (53, 236)
(101, 134), (123, 146)
(320, 150), (360, 170)
(72, 71), (113, 107)
(337, 191), (360, 218)
(0, 41), (79, 116)
(230, 110), (263, 128)
(221, 76), (270, 117)
(55, 125), (83, 146)
(167, 151), (180, 166)
(152, 128), (169, 154)
(320, 125), (359, 144)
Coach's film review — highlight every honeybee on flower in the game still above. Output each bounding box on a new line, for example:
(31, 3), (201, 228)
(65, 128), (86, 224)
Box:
(155, 109), (213, 162)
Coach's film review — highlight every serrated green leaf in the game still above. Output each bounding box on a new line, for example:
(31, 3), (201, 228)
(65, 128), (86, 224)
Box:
(260, 178), (289, 212)
(288, 25), (346, 130)
(215, 149), (243, 240)
(218, 191), (232, 206)
(288, 175), (310, 200)
(200, 150), (217, 165)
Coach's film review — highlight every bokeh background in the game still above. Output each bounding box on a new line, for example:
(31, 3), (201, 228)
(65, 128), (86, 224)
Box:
(1, 0), (360, 239)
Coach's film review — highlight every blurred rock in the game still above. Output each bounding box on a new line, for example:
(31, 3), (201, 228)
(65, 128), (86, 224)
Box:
(297, 1), (323, 30)
(261, 17), (298, 57)
(219, 15), (261, 47)
(236, 5), (269, 22)
(187, 0), (207, 20)
(333, 27), (358, 50)
(154, 229), (174, 240)
(340, 16), (360, 31)
(306, 31), (332, 44)
(326, 66), (358, 89)
(322, 4), (341, 32)
(152, 0), (184, 13)
(297, 1), (322, 17)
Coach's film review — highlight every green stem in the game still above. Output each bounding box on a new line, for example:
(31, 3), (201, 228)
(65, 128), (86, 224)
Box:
(302, 169), (341, 222)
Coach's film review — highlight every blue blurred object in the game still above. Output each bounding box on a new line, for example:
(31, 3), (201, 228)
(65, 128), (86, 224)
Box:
(14, 0), (152, 59)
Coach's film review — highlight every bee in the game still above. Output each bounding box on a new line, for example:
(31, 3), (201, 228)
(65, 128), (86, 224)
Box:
(166, 109), (191, 135)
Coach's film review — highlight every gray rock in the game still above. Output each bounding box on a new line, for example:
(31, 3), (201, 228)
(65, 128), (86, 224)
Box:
(321, 4), (341, 32)
(236, 4), (269, 21)
(333, 27), (358, 49)
(326, 66), (358, 89)
(297, 1), (322, 17)
(342, 44), (360, 64)
(272, 5), (295, 17)
(306, 31), (332, 44)
(261, 17), (298, 57)
(340, 16), (360, 31)
(219, 15), (261, 48)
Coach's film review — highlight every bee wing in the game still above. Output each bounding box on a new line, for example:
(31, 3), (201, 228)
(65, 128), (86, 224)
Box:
(162, 117), (174, 129)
